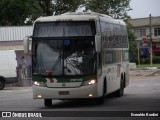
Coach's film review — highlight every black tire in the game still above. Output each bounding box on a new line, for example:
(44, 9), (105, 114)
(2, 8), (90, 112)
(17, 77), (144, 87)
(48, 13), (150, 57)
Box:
(0, 80), (5, 90)
(44, 99), (52, 107)
(96, 96), (104, 105)
(115, 78), (124, 97)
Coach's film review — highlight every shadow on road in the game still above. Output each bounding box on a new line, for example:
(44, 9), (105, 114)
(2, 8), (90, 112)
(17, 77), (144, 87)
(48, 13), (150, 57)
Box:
(39, 94), (118, 109)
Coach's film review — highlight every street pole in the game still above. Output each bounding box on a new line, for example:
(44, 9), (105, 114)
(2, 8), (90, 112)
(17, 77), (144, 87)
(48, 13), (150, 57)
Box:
(137, 42), (140, 75)
(149, 14), (152, 67)
(138, 47), (140, 69)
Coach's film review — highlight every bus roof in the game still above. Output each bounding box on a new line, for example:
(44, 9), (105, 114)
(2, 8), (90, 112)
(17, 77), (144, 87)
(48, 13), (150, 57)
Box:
(35, 12), (126, 26)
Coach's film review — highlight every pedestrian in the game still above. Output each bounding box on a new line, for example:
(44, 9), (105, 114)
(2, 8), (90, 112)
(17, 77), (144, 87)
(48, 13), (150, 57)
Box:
(21, 56), (27, 79)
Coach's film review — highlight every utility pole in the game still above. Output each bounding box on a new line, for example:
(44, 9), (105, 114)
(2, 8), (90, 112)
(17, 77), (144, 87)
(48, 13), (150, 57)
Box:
(149, 14), (152, 67)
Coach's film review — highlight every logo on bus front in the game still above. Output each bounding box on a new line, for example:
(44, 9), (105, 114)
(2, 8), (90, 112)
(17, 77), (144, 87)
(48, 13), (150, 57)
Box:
(46, 78), (57, 83)
(45, 78), (83, 83)
(70, 78), (83, 82)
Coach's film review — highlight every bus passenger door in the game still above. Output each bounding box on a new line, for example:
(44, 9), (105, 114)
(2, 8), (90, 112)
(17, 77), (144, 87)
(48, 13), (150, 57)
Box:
(97, 53), (102, 76)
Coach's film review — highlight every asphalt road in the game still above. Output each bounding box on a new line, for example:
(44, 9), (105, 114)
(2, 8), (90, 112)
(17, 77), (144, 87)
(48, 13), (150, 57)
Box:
(0, 76), (160, 120)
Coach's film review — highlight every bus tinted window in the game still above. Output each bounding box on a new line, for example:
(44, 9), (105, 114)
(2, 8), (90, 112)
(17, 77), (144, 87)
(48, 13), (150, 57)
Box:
(34, 22), (95, 37)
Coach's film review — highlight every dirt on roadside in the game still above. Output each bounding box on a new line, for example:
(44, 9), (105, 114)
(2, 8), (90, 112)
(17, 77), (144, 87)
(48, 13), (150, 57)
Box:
(129, 69), (160, 77)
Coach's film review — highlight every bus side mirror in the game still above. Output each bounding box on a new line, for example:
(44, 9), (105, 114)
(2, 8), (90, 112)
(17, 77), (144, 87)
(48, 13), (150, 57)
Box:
(95, 34), (101, 53)
(23, 36), (32, 55)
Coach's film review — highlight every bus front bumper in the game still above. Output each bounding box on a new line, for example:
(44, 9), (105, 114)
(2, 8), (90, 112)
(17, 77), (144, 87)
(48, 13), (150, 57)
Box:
(33, 84), (99, 99)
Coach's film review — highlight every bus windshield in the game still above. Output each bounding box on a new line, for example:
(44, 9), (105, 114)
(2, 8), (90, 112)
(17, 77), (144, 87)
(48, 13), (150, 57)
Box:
(33, 38), (96, 76)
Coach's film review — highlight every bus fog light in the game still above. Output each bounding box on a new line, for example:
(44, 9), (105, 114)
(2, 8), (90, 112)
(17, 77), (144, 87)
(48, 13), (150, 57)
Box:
(88, 94), (93, 97)
(37, 95), (42, 98)
(33, 81), (40, 86)
(33, 81), (46, 87)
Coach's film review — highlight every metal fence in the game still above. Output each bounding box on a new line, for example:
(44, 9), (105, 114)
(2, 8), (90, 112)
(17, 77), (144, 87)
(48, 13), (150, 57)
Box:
(0, 26), (32, 41)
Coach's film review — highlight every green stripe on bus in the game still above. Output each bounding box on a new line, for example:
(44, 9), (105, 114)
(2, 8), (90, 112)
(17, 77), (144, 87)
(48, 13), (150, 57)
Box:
(32, 76), (47, 82)
(32, 75), (96, 83)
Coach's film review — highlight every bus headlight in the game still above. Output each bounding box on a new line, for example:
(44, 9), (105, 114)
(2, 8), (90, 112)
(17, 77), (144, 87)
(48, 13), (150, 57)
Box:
(33, 81), (46, 87)
(82, 79), (97, 86)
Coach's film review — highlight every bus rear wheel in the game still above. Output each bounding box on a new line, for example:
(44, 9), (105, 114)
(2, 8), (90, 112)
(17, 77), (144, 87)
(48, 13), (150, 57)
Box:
(115, 78), (124, 97)
(44, 99), (52, 107)
(0, 79), (5, 90)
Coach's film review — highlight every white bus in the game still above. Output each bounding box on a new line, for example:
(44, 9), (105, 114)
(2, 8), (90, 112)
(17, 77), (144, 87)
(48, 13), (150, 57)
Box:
(24, 12), (129, 106)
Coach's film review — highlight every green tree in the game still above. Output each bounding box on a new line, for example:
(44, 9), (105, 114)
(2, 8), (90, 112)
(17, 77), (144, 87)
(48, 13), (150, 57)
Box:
(0, 0), (41, 26)
(0, 0), (84, 25)
(35, 0), (85, 16)
(25, 0), (42, 24)
(53, 0), (85, 15)
(37, 0), (53, 16)
(85, 0), (132, 19)
(0, 0), (28, 25)
(125, 19), (137, 62)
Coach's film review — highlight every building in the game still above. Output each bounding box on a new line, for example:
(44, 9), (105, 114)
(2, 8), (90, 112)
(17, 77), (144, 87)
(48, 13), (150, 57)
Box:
(129, 16), (160, 57)
(0, 26), (32, 86)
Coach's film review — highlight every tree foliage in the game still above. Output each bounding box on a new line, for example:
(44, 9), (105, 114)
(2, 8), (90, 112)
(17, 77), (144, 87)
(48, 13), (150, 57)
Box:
(0, 0), (84, 25)
(0, 0), (28, 25)
(129, 37), (137, 62)
(0, 0), (41, 26)
(85, 0), (132, 19)
(125, 19), (137, 62)
(53, 0), (85, 15)
(37, 0), (53, 16)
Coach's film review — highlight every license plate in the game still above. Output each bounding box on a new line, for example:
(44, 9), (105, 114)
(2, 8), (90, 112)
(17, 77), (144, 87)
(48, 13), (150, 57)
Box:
(59, 91), (69, 95)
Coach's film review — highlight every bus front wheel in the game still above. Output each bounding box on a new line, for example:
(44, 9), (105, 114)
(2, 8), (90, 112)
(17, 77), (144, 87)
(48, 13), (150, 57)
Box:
(95, 96), (104, 105)
(0, 79), (5, 90)
(96, 79), (106, 105)
(44, 99), (52, 107)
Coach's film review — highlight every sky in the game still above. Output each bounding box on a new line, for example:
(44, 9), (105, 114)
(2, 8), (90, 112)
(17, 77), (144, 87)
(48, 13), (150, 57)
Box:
(127, 0), (160, 18)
